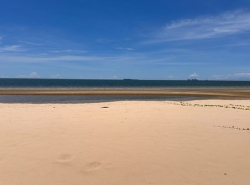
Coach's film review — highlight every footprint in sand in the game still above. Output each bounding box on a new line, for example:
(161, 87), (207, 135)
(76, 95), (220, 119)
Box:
(85, 162), (101, 171)
(105, 163), (114, 169)
(7, 143), (19, 148)
(57, 153), (73, 162)
(79, 162), (102, 174)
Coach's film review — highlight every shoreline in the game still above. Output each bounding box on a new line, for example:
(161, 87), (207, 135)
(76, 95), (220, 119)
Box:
(0, 88), (250, 99)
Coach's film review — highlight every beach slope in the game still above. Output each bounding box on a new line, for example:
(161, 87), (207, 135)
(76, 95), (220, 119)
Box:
(0, 100), (250, 185)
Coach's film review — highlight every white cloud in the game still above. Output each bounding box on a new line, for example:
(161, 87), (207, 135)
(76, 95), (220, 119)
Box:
(0, 55), (113, 63)
(233, 73), (250, 77)
(148, 10), (250, 43)
(213, 74), (229, 80)
(51, 74), (61, 78)
(96, 38), (131, 43)
(39, 53), (48, 56)
(0, 53), (208, 67)
(151, 62), (206, 65)
(0, 45), (26, 52)
(115, 47), (134, 51)
(0, 74), (7, 78)
(29, 72), (39, 78)
(51, 50), (89, 53)
(189, 73), (199, 78)
(18, 72), (39, 78)
(213, 41), (250, 48)
(213, 73), (250, 80)
(18, 41), (43, 46)
(167, 75), (174, 79)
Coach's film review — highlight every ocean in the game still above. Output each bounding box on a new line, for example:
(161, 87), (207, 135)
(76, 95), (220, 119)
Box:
(0, 78), (250, 103)
(1, 78), (250, 88)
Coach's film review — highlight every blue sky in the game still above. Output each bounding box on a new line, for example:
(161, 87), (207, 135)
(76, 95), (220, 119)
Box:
(0, 0), (250, 80)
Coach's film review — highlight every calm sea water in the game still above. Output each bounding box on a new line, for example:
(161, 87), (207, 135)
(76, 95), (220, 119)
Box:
(1, 78), (249, 103)
(1, 78), (250, 88)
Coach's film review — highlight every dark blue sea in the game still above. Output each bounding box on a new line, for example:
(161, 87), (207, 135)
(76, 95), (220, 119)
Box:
(0, 78), (250, 103)
(1, 78), (250, 88)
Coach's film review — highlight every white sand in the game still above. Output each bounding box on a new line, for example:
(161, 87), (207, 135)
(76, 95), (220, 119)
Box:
(0, 100), (250, 185)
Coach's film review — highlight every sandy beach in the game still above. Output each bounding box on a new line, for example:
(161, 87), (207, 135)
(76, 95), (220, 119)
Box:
(0, 98), (250, 185)
(2, 0), (250, 183)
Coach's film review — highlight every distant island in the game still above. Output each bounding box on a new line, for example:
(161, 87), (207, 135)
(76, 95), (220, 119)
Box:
(123, 79), (139, 81)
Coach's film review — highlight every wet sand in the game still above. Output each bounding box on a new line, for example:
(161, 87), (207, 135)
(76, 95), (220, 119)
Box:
(0, 88), (250, 98)
(0, 99), (250, 185)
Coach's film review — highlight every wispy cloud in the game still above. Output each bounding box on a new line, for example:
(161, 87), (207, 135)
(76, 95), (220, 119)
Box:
(213, 73), (250, 80)
(51, 50), (89, 53)
(233, 73), (250, 77)
(0, 55), (115, 63)
(0, 52), (209, 67)
(147, 10), (250, 43)
(96, 38), (132, 43)
(213, 41), (250, 47)
(115, 47), (134, 51)
(96, 38), (113, 43)
(150, 62), (206, 65)
(0, 45), (27, 52)
(18, 41), (43, 46)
